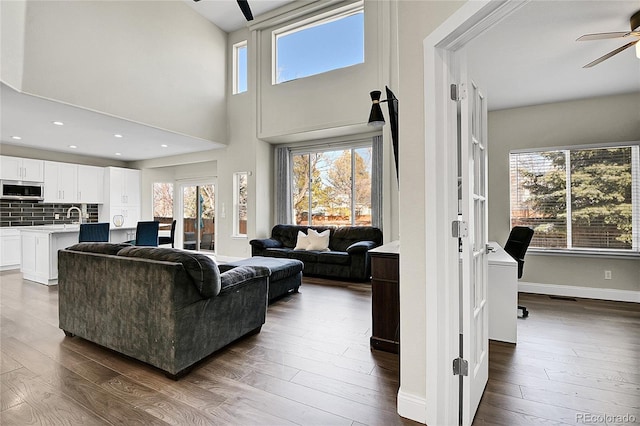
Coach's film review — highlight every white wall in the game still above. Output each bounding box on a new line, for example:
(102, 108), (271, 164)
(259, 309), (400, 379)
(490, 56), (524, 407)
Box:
(488, 92), (640, 292)
(396, 0), (466, 419)
(16, 0), (227, 143)
(0, 0), (26, 90)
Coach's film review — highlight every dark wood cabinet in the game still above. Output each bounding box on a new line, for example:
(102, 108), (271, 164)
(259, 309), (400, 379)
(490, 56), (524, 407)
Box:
(369, 242), (399, 353)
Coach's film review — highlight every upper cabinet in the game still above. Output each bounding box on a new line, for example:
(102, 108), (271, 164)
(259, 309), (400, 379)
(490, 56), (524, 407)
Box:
(0, 156), (44, 182)
(77, 165), (104, 204)
(107, 167), (140, 206)
(43, 161), (105, 204)
(44, 161), (77, 203)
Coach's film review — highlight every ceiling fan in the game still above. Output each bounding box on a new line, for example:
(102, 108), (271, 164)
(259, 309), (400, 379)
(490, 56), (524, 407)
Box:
(192, 0), (254, 22)
(577, 9), (640, 68)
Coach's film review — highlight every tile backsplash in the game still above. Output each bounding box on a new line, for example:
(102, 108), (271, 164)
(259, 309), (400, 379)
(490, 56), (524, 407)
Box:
(0, 201), (98, 227)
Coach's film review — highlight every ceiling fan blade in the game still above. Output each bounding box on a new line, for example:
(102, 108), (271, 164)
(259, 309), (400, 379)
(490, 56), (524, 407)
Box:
(583, 40), (637, 68)
(577, 31), (633, 41)
(237, 0), (254, 22)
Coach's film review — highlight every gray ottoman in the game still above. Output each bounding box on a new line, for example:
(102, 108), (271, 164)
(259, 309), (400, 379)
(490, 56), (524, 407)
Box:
(220, 257), (303, 303)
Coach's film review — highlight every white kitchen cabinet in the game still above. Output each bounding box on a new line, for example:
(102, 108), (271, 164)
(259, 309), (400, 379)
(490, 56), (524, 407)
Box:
(0, 156), (44, 182)
(20, 227), (78, 285)
(20, 232), (50, 282)
(99, 167), (141, 227)
(44, 161), (78, 203)
(107, 167), (140, 205)
(44, 162), (105, 204)
(0, 228), (21, 270)
(77, 165), (104, 204)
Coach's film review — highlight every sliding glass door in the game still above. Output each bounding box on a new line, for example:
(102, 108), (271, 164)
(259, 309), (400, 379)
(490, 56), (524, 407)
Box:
(181, 182), (215, 252)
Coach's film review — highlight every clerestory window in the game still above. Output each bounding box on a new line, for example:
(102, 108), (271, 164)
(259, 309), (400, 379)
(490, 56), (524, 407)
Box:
(233, 41), (247, 94)
(273, 2), (364, 84)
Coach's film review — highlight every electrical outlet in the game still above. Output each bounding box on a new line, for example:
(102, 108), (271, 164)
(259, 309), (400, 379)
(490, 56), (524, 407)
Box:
(604, 270), (612, 280)
(55, 213), (60, 220)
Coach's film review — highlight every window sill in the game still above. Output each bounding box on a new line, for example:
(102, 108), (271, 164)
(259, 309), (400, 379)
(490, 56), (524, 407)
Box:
(528, 248), (640, 259)
(232, 235), (248, 240)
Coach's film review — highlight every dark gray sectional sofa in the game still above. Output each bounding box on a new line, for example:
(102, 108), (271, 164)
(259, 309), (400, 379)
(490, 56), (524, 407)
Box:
(250, 225), (383, 281)
(58, 243), (269, 379)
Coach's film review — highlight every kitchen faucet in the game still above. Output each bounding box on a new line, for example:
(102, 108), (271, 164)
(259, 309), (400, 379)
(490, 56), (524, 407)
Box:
(67, 206), (83, 224)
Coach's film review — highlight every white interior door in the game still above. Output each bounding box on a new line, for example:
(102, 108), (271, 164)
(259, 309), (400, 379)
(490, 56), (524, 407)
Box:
(459, 65), (489, 425)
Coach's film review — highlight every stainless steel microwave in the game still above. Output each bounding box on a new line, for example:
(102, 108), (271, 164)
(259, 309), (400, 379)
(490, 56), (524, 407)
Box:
(0, 180), (44, 201)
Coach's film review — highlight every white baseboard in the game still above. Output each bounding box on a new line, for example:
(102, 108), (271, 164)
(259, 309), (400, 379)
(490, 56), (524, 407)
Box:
(519, 282), (640, 303)
(397, 389), (426, 424)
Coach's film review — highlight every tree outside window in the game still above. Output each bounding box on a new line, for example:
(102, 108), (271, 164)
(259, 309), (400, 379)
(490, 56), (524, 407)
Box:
(510, 145), (638, 252)
(292, 146), (372, 226)
(153, 182), (173, 222)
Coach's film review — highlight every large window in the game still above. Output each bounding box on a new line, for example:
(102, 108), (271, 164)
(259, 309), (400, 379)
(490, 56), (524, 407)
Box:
(273, 2), (364, 84)
(510, 143), (639, 254)
(233, 41), (247, 94)
(292, 145), (372, 226)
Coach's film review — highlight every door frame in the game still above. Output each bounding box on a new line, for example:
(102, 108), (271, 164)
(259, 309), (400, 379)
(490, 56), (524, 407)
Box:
(420, 1), (528, 424)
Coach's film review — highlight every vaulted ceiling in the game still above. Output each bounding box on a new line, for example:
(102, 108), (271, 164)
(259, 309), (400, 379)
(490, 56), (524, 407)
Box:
(2, 1), (637, 161)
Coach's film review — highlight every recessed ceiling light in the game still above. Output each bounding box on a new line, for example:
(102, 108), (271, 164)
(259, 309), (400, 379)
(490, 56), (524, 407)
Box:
(11, 136), (22, 140)
(114, 134), (123, 138)
(68, 145), (77, 149)
(115, 152), (122, 156)
(161, 144), (168, 148)
(53, 121), (64, 126)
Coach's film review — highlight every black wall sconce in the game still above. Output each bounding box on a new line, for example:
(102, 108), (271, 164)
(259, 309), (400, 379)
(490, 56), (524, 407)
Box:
(368, 86), (399, 182)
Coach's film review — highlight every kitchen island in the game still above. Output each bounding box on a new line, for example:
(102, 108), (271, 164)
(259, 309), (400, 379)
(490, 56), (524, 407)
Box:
(19, 225), (136, 285)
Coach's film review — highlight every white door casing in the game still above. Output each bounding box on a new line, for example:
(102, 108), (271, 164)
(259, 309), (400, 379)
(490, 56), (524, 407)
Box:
(459, 57), (489, 425)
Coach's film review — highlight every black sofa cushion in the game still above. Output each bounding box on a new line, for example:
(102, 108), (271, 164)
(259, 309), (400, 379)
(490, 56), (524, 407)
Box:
(316, 251), (351, 265)
(66, 242), (132, 255)
(117, 246), (221, 298)
(222, 257), (303, 282)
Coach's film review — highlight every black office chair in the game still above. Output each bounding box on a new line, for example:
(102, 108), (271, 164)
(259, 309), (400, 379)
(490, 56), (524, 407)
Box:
(133, 221), (160, 247)
(504, 226), (535, 318)
(158, 220), (176, 248)
(78, 223), (110, 242)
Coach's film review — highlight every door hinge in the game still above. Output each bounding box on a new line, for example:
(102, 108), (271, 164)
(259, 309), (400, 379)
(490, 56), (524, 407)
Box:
(451, 220), (468, 238)
(450, 84), (466, 101)
(453, 357), (469, 376)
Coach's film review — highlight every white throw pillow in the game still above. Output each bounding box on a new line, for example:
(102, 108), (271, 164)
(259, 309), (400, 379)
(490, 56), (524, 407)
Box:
(294, 230), (309, 250)
(306, 229), (330, 251)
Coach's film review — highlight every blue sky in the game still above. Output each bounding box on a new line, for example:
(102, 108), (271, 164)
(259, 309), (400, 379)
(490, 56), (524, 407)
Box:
(276, 12), (364, 83)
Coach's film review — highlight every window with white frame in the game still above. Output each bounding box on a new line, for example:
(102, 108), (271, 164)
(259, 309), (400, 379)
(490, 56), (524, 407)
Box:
(233, 41), (247, 94)
(292, 144), (372, 226)
(273, 2), (364, 84)
(509, 143), (639, 254)
(153, 182), (174, 221)
(233, 172), (248, 236)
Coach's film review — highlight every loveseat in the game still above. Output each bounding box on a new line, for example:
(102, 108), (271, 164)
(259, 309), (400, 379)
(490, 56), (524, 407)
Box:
(58, 243), (269, 379)
(250, 225), (383, 281)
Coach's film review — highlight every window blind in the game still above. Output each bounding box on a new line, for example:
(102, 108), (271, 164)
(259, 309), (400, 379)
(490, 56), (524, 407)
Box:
(510, 144), (639, 253)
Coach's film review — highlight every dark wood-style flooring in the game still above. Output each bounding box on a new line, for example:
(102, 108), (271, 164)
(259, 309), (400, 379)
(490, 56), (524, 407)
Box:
(1, 270), (638, 425)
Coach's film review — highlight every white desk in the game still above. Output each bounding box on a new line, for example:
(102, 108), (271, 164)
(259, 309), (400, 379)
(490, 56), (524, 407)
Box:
(487, 241), (518, 344)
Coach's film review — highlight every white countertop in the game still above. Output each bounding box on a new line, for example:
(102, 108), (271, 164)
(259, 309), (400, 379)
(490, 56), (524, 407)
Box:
(17, 225), (136, 234)
(487, 241), (517, 266)
(370, 240), (400, 255)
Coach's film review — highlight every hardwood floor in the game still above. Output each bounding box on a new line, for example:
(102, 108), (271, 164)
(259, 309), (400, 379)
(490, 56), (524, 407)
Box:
(473, 293), (640, 426)
(1, 270), (638, 425)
